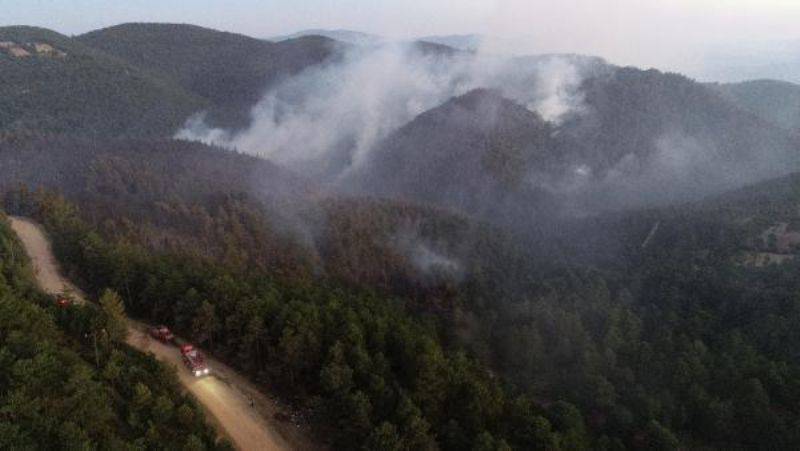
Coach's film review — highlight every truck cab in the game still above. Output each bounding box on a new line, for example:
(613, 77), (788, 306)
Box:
(149, 325), (175, 342)
(180, 344), (210, 377)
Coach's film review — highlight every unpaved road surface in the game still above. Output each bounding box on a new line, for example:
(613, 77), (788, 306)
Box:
(9, 217), (85, 299)
(9, 216), (316, 451)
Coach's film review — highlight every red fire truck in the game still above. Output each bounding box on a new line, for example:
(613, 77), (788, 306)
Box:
(180, 344), (210, 377)
(149, 325), (175, 343)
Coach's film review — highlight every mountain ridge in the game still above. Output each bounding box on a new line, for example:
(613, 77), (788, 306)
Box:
(77, 23), (341, 130)
(0, 25), (207, 137)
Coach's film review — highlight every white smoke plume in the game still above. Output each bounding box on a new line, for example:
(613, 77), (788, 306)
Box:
(391, 223), (464, 280)
(410, 242), (462, 276)
(529, 58), (586, 123)
(582, 132), (756, 210)
(175, 43), (594, 182)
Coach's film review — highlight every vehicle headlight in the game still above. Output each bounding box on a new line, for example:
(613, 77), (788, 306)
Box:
(194, 370), (201, 377)
(204, 368), (210, 375)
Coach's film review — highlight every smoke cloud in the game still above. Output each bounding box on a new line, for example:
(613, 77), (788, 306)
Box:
(391, 222), (464, 281)
(176, 42), (594, 183)
(529, 58), (586, 123)
(577, 130), (797, 211)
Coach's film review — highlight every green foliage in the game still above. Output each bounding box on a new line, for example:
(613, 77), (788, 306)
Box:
(16, 192), (570, 449)
(191, 301), (218, 348)
(76, 23), (338, 130)
(99, 289), (128, 342)
(8, 136), (800, 449)
(0, 213), (223, 449)
(0, 26), (207, 137)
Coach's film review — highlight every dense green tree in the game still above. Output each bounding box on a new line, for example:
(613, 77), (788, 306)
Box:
(192, 301), (219, 349)
(10, 165), (800, 450)
(364, 422), (402, 451)
(0, 214), (222, 449)
(99, 289), (128, 343)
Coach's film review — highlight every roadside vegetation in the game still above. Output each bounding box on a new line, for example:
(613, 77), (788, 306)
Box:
(0, 213), (228, 450)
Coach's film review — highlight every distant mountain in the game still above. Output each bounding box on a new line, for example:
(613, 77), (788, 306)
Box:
(78, 23), (341, 130)
(270, 29), (383, 46)
(712, 79), (800, 133)
(0, 26), (206, 137)
(417, 34), (547, 57)
(699, 40), (800, 84)
(410, 40), (463, 57)
(416, 34), (484, 51)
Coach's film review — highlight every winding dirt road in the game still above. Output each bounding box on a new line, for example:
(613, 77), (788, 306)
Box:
(9, 216), (316, 451)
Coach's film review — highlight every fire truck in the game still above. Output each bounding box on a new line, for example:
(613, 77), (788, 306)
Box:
(180, 344), (210, 377)
(56, 296), (71, 308)
(149, 325), (175, 342)
(148, 325), (209, 377)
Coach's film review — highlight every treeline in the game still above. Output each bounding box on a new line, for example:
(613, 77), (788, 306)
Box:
(5, 190), (598, 449)
(0, 214), (227, 450)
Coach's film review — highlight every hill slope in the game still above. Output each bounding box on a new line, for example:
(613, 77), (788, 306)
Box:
(571, 68), (800, 201)
(350, 89), (565, 224)
(78, 23), (340, 129)
(0, 26), (206, 137)
(712, 79), (800, 133)
(350, 66), (800, 220)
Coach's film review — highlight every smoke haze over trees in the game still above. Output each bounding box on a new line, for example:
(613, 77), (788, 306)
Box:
(3, 19), (800, 450)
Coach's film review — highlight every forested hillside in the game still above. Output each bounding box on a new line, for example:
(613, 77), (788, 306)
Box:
(352, 89), (563, 225)
(0, 23), (339, 138)
(558, 67), (800, 208)
(0, 214), (227, 449)
(78, 23), (340, 129)
(4, 19), (800, 450)
(0, 132), (543, 306)
(3, 188), (587, 450)
(6, 128), (800, 448)
(346, 66), (800, 221)
(713, 79), (800, 133)
(0, 26), (206, 137)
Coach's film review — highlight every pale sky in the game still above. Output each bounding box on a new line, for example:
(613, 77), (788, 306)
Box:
(2, 0), (800, 72)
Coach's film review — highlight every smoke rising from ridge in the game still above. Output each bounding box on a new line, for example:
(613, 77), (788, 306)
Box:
(176, 38), (800, 222)
(391, 222), (464, 281)
(176, 43), (594, 183)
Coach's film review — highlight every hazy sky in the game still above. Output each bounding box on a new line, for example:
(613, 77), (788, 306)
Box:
(3, 0), (800, 72)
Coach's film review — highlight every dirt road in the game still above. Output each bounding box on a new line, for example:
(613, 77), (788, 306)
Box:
(9, 217), (85, 299)
(9, 216), (315, 451)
